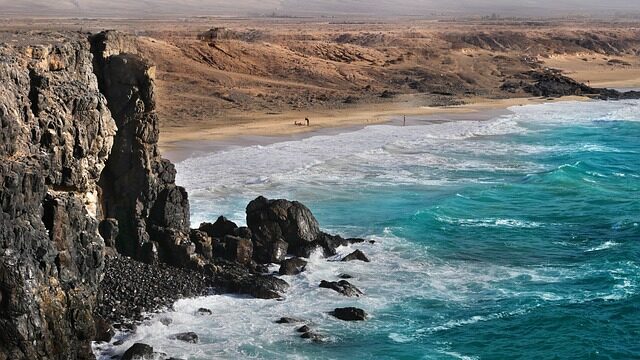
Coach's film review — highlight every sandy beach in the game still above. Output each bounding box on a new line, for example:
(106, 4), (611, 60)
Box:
(159, 95), (590, 162)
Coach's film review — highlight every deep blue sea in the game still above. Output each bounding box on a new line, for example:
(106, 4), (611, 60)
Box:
(103, 100), (640, 359)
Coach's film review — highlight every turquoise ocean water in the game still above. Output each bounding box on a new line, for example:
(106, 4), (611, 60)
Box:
(103, 100), (640, 359)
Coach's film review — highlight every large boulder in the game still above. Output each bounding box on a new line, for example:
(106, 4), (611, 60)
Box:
(246, 196), (320, 259)
(246, 196), (365, 261)
(279, 257), (308, 275)
(330, 307), (368, 321)
(121, 343), (154, 360)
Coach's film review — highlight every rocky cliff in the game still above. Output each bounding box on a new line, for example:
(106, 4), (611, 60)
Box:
(90, 31), (193, 266)
(0, 30), (369, 359)
(0, 32), (115, 359)
(0, 30), (196, 359)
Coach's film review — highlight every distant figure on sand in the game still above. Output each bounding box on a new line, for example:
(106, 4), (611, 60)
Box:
(305, 117), (310, 126)
(403, 115), (406, 126)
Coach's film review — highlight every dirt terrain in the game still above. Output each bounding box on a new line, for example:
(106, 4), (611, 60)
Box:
(3, 17), (640, 142)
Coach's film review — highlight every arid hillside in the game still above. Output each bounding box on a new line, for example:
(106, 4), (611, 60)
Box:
(125, 19), (640, 128)
(3, 17), (640, 138)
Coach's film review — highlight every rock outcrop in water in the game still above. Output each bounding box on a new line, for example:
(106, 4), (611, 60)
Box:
(246, 196), (365, 259)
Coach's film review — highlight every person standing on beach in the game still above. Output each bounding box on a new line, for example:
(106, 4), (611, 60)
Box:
(305, 117), (310, 126)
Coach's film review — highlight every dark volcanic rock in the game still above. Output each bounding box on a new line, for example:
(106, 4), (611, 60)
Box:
(523, 70), (596, 97)
(99, 218), (120, 248)
(330, 307), (368, 321)
(223, 235), (253, 264)
(300, 331), (326, 342)
(196, 308), (212, 316)
(279, 257), (308, 275)
(96, 256), (214, 323)
(518, 70), (640, 100)
(341, 249), (371, 262)
(246, 196), (365, 261)
(199, 216), (238, 239)
(169, 332), (199, 344)
(214, 259), (290, 299)
(190, 229), (213, 260)
(338, 274), (353, 279)
(122, 343), (154, 360)
(319, 280), (363, 297)
(0, 32), (115, 359)
(247, 196), (319, 262)
(91, 31), (194, 268)
(275, 317), (304, 324)
(297, 325), (311, 333)
(94, 315), (116, 342)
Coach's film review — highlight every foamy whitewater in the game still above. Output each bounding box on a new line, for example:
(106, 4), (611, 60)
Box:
(101, 100), (640, 359)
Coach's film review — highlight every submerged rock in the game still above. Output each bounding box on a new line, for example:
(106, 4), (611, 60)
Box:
(319, 280), (363, 297)
(275, 317), (305, 324)
(279, 257), (308, 275)
(330, 307), (368, 321)
(169, 332), (199, 344)
(300, 331), (326, 342)
(122, 343), (154, 360)
(297, 325), (311, 333)
(341, 249), (370, 262)
(196, 308), (213, 316)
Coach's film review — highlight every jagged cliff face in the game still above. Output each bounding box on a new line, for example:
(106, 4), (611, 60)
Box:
(90, 31), (193, 266)
(0, 32), (115, 359)
(0, 31), (194, 359)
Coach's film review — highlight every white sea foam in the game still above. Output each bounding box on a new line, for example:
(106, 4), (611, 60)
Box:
(106, 100), (640, 359)
(585, 241), (620, 252)
(436, 215), (543, 229)
(508, 99), (640, 124)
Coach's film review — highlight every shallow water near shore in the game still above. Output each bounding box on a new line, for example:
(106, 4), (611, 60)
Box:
(100, 100), (640, 359)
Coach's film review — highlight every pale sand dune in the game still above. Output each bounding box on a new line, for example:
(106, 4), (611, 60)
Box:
(543, 55), (640, 89)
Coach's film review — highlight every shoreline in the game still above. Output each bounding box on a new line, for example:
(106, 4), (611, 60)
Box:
(160, 95), (590, 162)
